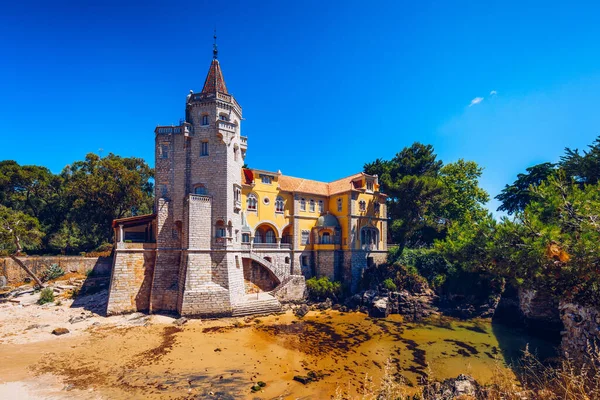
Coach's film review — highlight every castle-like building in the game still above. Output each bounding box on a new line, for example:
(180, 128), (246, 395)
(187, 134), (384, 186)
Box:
(106, 44), (388, 317)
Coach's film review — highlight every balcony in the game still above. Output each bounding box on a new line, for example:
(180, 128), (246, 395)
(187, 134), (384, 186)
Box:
(217, 120), (236, 133)
(240, 136), (248, 149)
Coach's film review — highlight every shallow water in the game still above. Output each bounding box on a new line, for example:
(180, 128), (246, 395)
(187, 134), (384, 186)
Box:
(4, 310), (558, 399)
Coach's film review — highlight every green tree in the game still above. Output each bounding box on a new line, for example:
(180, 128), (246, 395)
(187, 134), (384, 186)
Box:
(61, 153), (154, 249)
(364, 143), (445, 248)
(496, 162), (556, 215)
(559, 136), (600, 185)
(439, 159), (489, 223)
(0, 205), (45, 286)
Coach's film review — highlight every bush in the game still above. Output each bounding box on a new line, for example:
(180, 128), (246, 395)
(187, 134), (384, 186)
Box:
(305, 277), (342, 301)
(38, 288), (55, 304)
(41, 264), (65, 282)
(382, 278), (397, 291)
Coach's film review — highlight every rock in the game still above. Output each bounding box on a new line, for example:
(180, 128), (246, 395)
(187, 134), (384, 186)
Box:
(423, 374), (481, 399)
(52, 327), (70, 335)
(332, 303), (341, 311)
(294, 304), (309, 318)
(318, 298), (333, 310)
(293, 375), (311, 384)
(0, 276), (7, 288)
(26, 324), (49, 330)
(369, 297), (390, 318)
(362, 290), (378, 305)
(173, 317), (189, 326)
(128, 312), (145, 320)
(69, 315), (89, 324)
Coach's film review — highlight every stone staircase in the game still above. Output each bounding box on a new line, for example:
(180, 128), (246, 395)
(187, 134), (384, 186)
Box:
(232, 294), (282, 317)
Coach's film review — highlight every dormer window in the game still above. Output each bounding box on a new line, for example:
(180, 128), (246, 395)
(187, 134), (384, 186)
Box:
(366, 181), (374, 192)
(201, 115), (209, 126)
(260, 175), (273, 184)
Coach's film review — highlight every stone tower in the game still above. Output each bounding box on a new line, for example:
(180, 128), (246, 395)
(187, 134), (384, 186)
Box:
(151, 42), (248, 316)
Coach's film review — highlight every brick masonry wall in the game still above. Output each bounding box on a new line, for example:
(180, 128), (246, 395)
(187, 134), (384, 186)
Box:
(106, 250), (155, 315)
(1, 256), (112, 284)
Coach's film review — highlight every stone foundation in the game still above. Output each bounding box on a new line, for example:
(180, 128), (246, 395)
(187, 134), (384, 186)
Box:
(106, 249), (155, 315)
(1, 256), (112, 284)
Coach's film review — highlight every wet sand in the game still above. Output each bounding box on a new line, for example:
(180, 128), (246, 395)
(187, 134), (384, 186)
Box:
(0, 302), (556, 399)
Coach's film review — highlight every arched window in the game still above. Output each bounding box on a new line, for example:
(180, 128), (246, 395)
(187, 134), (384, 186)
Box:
(265, 229), (276, 244)
(337, 198), (343, 212)
(318, 200), (324, 213)
(360, 227), (379, 248)
(215, 220), (226, 238)
(194, 184), (208, 195)
(201, 115), (209, 126)
(321, 232), (331, 244)
(275, 196), (284, 213)
(359, 200), (366, 212)
(254, 230), (263, 243)
(309, 199), (315, 212)
(247, 193), (258, 211)
(219, 114), (229, 121)
(300, 198), (306, 211)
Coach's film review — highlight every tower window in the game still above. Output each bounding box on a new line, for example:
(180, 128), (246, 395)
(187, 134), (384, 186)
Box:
(160, 144), (169, 159)
(301, 230), (310, 245)
(309, 199), (315, 212)
(219, 114), (229, 121)
(201, 115), (209, 126)
(275, 196), (284, 213)
(247, 193), (258, 211)
(194, 184), (208, 195)
(160, 184), (168, 198)
(318, 200), (324, 213)
(337, 198), (343, 212)
(300, 198), (306, 211)
(359, 200), (366, 211)
(200, 141), (209, 156)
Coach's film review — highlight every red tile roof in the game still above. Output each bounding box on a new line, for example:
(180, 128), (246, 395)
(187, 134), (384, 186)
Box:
(201, 59), (228, 94)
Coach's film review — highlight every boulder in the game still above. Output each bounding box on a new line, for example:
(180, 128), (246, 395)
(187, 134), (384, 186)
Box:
(423, 374), (481, 399)
(52, 327), (70, 336)
(0, 276), (7, 288)
(369, 297), (390, 318)
(173, 317), (189, 326)
(294, 304), (310, 318)
(318, 298), (333, 310)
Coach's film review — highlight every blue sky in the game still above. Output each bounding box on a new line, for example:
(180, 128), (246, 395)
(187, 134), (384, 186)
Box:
(2, 1), (600, 213)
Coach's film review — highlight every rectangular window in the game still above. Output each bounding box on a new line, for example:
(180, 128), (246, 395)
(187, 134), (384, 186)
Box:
(318, 200), (324, 213)
(242, 233), (250, 243)
(337, 198), (342, 212)
(301, 230), (310, 245)
(260, 175), (273, 184)
(216, 228), (226, 238)
(200, 141), (209, 156)
(300, 198), (306, 211)
(160, 184), (168, 198)
(160, 144), (169, 159)
(366, 181), (374, 192)
(309, 199), (315, 212)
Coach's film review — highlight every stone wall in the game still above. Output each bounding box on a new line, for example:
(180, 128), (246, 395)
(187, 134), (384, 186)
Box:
(1, 256), (112, 284)
(559, 301), (600, 362)
(106, 249), (155, 315)
(243, 259), (279, 292)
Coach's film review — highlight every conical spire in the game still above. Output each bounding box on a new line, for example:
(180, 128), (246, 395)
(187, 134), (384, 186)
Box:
(201, 31), (228, 94)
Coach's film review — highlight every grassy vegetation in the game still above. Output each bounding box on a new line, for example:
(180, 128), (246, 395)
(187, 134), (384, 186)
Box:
(305, 277), (342, 301)
(37, 287), (55, 304)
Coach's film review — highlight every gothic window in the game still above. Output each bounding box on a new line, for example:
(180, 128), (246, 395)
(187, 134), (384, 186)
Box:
(194, 184), (207, 195)
(301, 230), (310, 245)
(300, 198), (306, 211)
(275, 196), (284, 213)
(200, 141), (209, 156)
(374, 202), (381, 214)
(318, 200), (324, 213)
(254, 230), (263, 243)
(337, 198), (343, 212)
(247, 193), (258, 211)
(201, 115), (209, 126)
(359, 200), (366, 212)
(360, 227), (379, 248)
(309, 199), (315, 212)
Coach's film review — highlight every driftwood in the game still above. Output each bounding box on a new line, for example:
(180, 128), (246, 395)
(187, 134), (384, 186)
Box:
(9, 254), (44, 288)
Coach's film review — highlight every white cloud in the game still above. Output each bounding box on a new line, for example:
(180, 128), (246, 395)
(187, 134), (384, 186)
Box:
(469, 97), (484, 107)
(490, 90), (497, 96)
